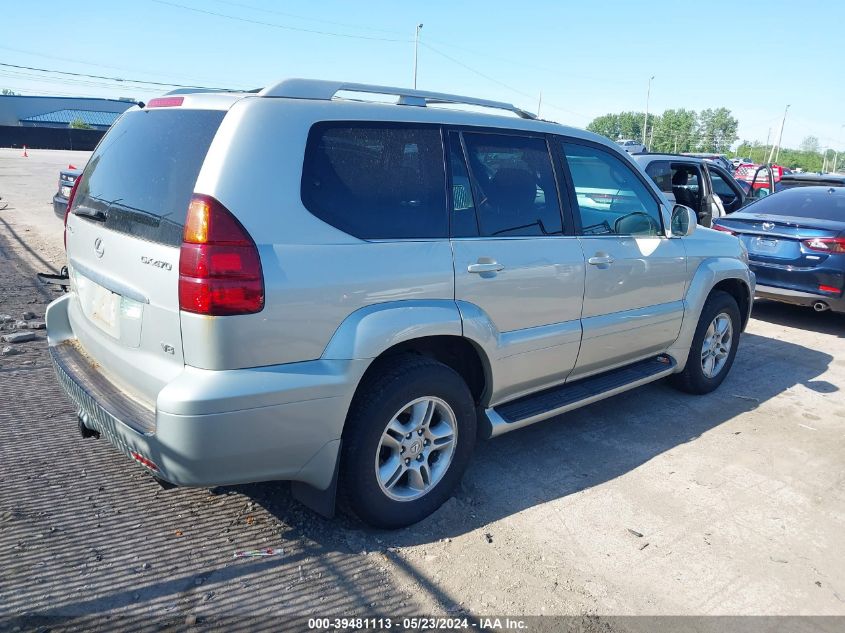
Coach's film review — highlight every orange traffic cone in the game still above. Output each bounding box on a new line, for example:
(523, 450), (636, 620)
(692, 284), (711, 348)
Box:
(22, 145), (28, 157)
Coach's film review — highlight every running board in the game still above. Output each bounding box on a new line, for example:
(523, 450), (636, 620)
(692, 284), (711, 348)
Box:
(484, 355), (677, 438)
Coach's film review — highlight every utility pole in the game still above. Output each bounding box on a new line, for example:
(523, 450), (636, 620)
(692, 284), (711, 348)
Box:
(763, 127), (771, 164)
(835, 124), (844, 173)
(642, 75), (654, 147)
(537, 90), (542, 118)
(768, 104), (790, 164)
(413, 23), (423, 89)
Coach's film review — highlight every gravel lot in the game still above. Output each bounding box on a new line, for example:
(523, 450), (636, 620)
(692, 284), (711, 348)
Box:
(1, 149), (844, 630)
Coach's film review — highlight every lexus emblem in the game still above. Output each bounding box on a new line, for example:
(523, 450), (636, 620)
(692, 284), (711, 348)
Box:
(94, 237), (104, 258)
(762, 222), (775, 231)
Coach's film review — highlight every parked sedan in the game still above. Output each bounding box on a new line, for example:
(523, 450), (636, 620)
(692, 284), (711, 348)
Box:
(616, 139), (646, 153)
(52, 168), (82, 220)
(713, 186), (845, 313)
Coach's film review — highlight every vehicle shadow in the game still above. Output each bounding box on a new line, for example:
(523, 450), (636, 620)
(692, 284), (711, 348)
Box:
(751, 299), (845, 338)
(238, 325), (835, 551)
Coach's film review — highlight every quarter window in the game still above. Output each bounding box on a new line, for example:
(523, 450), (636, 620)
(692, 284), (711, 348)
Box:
(301, 123), (447, 239)
(461, 132), (563, 237)
(447, 132), (479, 237)
(564, 143), (662, 236)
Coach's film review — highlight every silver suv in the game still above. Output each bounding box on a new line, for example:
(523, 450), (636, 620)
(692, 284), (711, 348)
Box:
(47, 79), (755, 528)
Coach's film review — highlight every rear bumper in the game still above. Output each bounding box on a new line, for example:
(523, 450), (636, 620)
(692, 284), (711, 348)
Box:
(53, 195), (67, 220)
(46, 294), (367, 490)
(755, 284), (845, 313)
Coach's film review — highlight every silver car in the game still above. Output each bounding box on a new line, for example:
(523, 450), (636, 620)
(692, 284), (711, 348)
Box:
(616, 139), (646, 154)
(47, 79), (754, 528)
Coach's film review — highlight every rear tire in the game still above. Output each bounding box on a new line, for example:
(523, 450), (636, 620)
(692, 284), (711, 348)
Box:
(670, 290), (741, 394)
(340, 355), (476, 529)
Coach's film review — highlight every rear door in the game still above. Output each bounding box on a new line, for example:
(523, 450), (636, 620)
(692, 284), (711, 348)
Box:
(66, 106), (226, 404)
(449, 130), (585, 403)
(559, 140), (687, 379)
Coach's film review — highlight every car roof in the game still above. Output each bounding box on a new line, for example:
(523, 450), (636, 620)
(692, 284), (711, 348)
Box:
(781, 173), (845, 182)
(633, 153), (704, 165)
(768, 185), (845, 197)
(153, 77), (616, 150)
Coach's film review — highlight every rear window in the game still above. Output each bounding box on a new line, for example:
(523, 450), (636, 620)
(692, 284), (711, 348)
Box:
(746, 187), (845, 221)
(72, 108), (225, 246)
(301, 123), (447, 239)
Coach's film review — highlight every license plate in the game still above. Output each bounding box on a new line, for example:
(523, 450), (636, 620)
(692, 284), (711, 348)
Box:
(751, 237), (779, 253)
(75, 272), (121, 337)
(60, 185), (71, 198)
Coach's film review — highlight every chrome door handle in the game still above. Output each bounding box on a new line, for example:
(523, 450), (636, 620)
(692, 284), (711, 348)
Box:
(468, 262), (504, 274)
(588, 255), (614, 266)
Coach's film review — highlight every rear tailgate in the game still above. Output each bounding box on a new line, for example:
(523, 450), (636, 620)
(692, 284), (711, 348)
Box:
(65, 107), (227, 405)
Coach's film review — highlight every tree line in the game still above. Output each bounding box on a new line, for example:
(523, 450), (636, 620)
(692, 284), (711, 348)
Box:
(735, 136), (843, 172)
(587, 108), (739, 154)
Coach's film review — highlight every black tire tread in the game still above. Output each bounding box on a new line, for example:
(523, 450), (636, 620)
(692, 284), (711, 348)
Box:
(339, 353), (475, 528)
(671, 290), (740, 394)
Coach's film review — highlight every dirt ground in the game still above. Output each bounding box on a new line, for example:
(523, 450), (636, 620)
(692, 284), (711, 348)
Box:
(1, 149), (844, 630)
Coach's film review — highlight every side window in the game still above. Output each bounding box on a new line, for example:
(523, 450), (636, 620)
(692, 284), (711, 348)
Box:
(563, 142), (662, 236)
(448, 132), (479, 238)
(645, 160), (706, 212)
(461, 132), (563, 237)
(669, 164), (703, 212)
(710, 169), (737, 198)
(301, 123), (447, 239)
(644, 161), (674, 197)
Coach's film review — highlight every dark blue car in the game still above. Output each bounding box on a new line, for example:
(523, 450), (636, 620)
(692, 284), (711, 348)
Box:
(713, 186), (845, 314)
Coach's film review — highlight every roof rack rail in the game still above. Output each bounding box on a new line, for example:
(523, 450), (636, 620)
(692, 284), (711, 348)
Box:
(258, 78), (537, 120)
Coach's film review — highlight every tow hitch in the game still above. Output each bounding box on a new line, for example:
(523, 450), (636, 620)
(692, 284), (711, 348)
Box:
(37, 265), (70, 291)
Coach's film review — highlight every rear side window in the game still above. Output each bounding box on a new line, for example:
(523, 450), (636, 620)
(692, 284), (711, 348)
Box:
(301, 123), (447, 239)
(73, 109), (225, 246)
(460, 132), (563, 237)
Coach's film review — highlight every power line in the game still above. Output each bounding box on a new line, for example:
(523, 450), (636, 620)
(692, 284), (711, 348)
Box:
(0, 62), (232, 91)
(210, 0), (406, 35)
(419, 42), (588, 121)
(151, 0), (412, 42)
(419, 42), (534, 100)
(0, 44), (252, 88)
(0, 69), (161, 94)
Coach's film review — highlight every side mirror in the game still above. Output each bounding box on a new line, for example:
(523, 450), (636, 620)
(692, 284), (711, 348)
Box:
(671, 204), (697, 237)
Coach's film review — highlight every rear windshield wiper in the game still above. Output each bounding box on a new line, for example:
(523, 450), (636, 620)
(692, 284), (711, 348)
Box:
(73, 207), (108, 222)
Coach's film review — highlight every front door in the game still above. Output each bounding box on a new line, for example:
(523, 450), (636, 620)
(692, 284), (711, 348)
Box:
(559, 140), (688, 379)
(448, 131), (586, 404)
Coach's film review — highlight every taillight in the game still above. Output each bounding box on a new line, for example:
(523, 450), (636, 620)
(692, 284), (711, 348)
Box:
(178, 194), (264, 316)
(63, 176), (82, 250)
(712, 223), (735, 235)
(819, 284), (841, 294)
(146, 96), (184, 108)
(802, 237), (845, 254)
